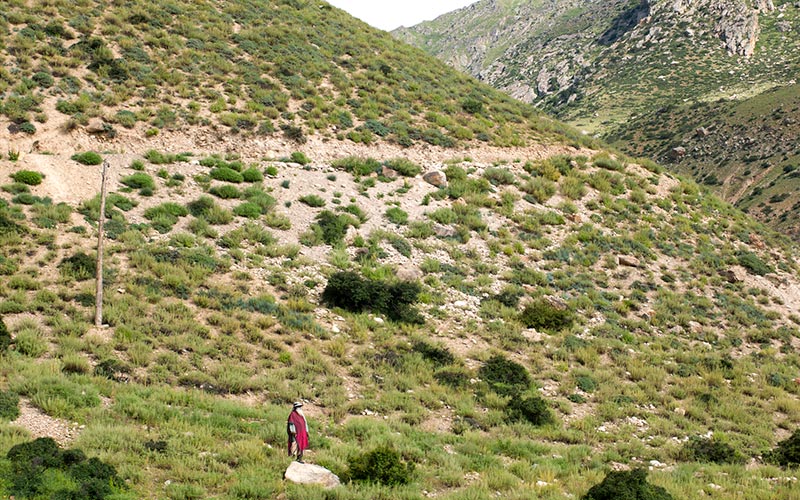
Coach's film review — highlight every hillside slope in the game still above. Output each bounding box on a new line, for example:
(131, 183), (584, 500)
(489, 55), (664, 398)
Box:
(395, 0), (800, 237)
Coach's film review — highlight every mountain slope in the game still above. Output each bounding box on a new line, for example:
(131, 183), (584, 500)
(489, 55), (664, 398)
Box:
(395, 0), (800, 237)
(0, 1), (799, 499)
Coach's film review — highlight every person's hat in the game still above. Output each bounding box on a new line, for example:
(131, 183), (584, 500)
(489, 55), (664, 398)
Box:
(292, 401), (303, 408)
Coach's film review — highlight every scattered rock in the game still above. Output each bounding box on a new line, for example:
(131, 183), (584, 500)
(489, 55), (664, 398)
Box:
(85, 118), (106, 134)
(381, 166), (399, 178)
(617, 255), (641, 268)
(695, 126), (710, 137)
(423, 170), (447, 188)
(284, 461), (340, 489)
(668, 147), (686, 161)
(749, 233), (765, 249)
(396, 266), (423, 281)
(543, 295), (569, 310)
(433, 223), (458, 238)
(776, 21), (792, 32)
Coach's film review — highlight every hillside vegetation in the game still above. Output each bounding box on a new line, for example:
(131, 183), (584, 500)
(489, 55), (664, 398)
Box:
(395, 0), (800, 238)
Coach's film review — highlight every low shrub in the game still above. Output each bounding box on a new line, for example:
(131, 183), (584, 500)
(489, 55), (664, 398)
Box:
(737, 250), (773, 276)
(241, 167), (263, 182)
(0, 389), (20, 420)
(120, 173), (155, 190)
(478, 355), (530, 396)
(233, 202), (262, 219)
(313, 211), (354, 245)
(385, 207), (408, 225)
(383, 158), (422, 177)
(59, 252), (97, 281)
(210, 167), (244, 183)
(434, 368), (470, 389)
(322, 271), (423, 323)
(766, 428), (800, 467)
(678, 436), (745, 464)
(507, 395), (554, 426)
(11, 170), (44, 185)
(519, 299), (574, 333)
(290, 151), (310, 165)
(209, 185), (240, 199)
(0, 316), (9, 353)
(187, 196), (215, 217)
(144, 150), (190, 164)
(412, 341), (455, 366)
(71, 151), (103, 165)
(332, 156), (381, 176)
(299, 194), (325, 207)
(484, 167), (515, 185)
(346, 445), (415, 486)
(593, 152), (624, 171)
(582, 469), (673, 500)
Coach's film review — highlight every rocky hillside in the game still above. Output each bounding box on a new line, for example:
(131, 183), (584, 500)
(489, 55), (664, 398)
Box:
(1, 1), (800, 499)
(395, 0), (800, 237)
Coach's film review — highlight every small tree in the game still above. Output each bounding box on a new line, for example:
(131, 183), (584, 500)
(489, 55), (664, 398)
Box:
(346, 445), (414, 486)
(478, 355), (531, 396)
(766, 428), (800, 467)
(583, 469), (673, 500)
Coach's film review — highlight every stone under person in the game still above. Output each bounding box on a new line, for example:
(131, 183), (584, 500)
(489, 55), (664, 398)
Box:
(287, 401), (309, 463)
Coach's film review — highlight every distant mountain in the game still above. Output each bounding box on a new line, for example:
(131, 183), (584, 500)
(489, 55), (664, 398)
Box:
(396, 0), (800, 237)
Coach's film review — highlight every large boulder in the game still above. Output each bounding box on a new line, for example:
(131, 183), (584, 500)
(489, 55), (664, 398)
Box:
(284, 461), (340, 489)
(423, 170), (447, 188)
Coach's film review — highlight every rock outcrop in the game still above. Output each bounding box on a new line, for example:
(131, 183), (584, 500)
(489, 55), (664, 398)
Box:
(284, 462), (340, 489)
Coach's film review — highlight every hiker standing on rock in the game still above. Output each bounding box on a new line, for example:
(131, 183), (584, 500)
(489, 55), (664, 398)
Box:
(287, 402), (309, 463)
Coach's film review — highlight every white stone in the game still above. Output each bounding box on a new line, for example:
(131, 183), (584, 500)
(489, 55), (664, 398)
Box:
(285, 461), (340, 489)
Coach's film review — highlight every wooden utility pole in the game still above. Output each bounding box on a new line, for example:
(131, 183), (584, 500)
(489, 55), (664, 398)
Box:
(95, 160), (109, 327)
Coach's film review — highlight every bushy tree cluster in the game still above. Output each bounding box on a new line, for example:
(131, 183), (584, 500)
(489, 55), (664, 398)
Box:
(322, 271), (423, 323)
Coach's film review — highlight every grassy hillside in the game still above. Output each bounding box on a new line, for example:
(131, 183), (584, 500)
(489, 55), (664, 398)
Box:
(1, 145), (800, 499)
(0, 0), (589, 152)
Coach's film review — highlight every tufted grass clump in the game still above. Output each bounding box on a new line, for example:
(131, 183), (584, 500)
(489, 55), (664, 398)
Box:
(383, 158), (421, 177)
(345, 445), (415, 486)
(70, 151), (103, 165)
(210, 167), (244, 183)
(120, 173), (155, 190)
(736, 250), (773, 276)
(299, 194), (325, 207)
(332, 156), (381, 176)
(0, 389), (20, 420)
(11, 170), (44, 186)
(0, 316), (9, 353)
(58, 251), (96, 281)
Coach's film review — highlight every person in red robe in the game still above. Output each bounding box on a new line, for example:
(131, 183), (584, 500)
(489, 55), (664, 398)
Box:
(287, 402), (309, 462)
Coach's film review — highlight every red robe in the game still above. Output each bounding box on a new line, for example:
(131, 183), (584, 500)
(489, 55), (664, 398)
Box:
(287, 410), (308, 453)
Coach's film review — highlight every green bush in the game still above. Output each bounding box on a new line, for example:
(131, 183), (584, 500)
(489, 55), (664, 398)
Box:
(71, 151), (103, 165)
(322, 271), (423, 323)
(737, 250), (773, 276)
(484, 167), (515, 185)
(678, 436), (745, 464)
(241, 167), (264, 182)
(11, 170), (44, 186)
(412, 341), (455, 367)
(434, 368), (470, 389)
(385, 207), (408, 225)
(187, 196), (216, 217)
(120, 173), (155, 190)
(233, 202), (262, 219)
(209, 184), (240, 199)
(478, 355), (531, 396)
(507, 395), (554, 426)
(58, 252), (96, 281)
(593, 152), (624, 171)
(767, 428), (800, 467)
(332, 156), (381, 176)
(383, 158), (421, 177)
(0, 316), (9, 353)
(519, 300), (574, 333)
(144, 150), (190, 164)
(210, 167), (244, 183)
(6, 437), (123, 499)
(290, 151), (310, 165)
(311, 210), (353, 245)
(346, 445), (414, 486)
(583, 469), (673, 500)
(299, 194), (325, 207)
(0, 389), (20, 420)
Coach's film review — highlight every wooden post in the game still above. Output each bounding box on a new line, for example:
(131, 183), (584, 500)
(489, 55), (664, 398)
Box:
(95, 160), (109, 327)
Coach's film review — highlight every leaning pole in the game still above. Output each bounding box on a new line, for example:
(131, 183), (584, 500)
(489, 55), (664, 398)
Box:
(95, 160), (109, 327)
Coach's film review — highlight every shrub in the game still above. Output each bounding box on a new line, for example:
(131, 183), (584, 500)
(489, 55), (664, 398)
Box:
(209, 184), (240, 199)
(322, 271), (423, 323)
(10, 170), (43, 185)
(241, 167), (264, 182)
(507, 396), (554, 426)
(434, 368), (470, 389)
(120, 173), (155, 189)
(575, 374), (597, 393)
(767, 428), (800, 467)
(59, 252), (97, 281)
(233, 202), (262, 219)
(18, 121), (36, 134)
(210, 167), (244, 183)
(593, 152), (624, 171)
(0, 316), (9, 353)
(385, 207), (408, 225)
(384, 158), (422, 177)
(71, 151), (103, 165)
(478, 355), (531, 396)
(678, 436), (745, 464)
(290, 151), (310, 165)
(346, 445), (414, 486)
(313, 210), (353, 245)
(519, 300), (574, 333)
(332, 156), (381, 176)
(0, 390), (20, 420)
(144, 150), (190, 164)
(737, 250), (773, 276)
(299, 194), (325, 207)
(583, 469), (673, 500)
(484, 167), (515, 185)
(412, 341), (455, 366)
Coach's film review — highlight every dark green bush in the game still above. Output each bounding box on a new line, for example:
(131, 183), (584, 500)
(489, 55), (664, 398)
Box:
(233, 202), (262, 219)
(346, 445), (414, 486)
(59, 252), (97, 281)
(575, 374), (597, 393)
(478, 355), (531, 396)
(71, 152), (103, 165)
(94, 359), (130, 380)
(11, 170), (44, 185)
(18, 121), (36, 134)
(507, 395), (553, 426)
(120, 173), (155, 189)
(678, 436), (745, 464)
(0, 389), (20, 420)
(434, 368), (470, 389)
(412, 341), (455, 366)
(322, 271), (423, 323)
(766, 428), (800, 467)
(737, 250), (773, 276)
(313, 210), (354, 245)
(519, 299), (574, 333)
(582, 469), (673, 500)
(385, 207), (408, 224)
(0, 316), (10, 353)
(209, 184), (240, 199)
(187, 196), (216, 217)
(332, 156), (381, 176)
(210, 167), (244, 183)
